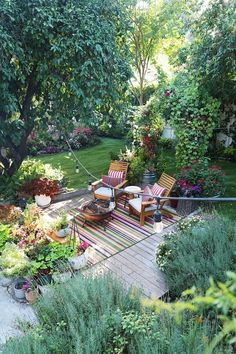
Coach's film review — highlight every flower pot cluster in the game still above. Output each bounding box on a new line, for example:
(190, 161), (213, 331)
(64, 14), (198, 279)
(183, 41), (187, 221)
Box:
(0, 203), (90, 303)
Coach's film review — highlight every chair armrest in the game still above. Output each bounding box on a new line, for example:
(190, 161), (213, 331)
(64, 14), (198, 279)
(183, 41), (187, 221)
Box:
(92, 179), (102, 192)
(141, 199), (156, 207)
(114, 180), (128, 190)
(92, 179), (102, 186)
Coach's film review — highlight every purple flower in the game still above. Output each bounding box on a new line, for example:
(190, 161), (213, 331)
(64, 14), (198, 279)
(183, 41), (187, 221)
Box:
(164, 90), (170, 97)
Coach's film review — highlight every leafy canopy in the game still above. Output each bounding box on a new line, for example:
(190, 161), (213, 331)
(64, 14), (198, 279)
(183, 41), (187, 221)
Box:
(0, 0), (131, 176)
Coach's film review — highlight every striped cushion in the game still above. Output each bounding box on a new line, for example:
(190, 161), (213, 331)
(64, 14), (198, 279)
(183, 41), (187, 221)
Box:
(152, 183), (166, 197)
(142, 186), (153, 201)
(102, 175), (121, 187)
(108, 170), (124, 180)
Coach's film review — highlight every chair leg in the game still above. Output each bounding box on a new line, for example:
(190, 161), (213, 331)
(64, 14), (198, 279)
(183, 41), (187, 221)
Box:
(140, 213), (145, 226)
(128, 204), (133, 216)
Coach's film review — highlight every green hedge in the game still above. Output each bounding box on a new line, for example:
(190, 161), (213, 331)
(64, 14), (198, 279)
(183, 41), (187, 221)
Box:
(156, 216), (236, 297)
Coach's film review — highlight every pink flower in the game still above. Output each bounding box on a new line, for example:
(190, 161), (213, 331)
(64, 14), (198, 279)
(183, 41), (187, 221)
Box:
(164, 90), (170, 97)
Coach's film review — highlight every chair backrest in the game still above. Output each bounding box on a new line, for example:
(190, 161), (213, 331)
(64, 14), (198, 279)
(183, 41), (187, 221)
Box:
(158, 172), (176, 197)
(109, 160), (129, 180)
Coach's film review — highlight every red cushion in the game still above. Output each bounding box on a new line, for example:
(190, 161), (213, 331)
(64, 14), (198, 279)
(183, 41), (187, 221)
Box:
(142, 186), (153, 201)
(108, 170), (124, 180)
(152, 183), (166, 197)
(102, 175), (121, 187)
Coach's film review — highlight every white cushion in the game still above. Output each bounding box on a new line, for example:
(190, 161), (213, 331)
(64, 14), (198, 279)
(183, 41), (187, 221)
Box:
(95, 187), (113, 197)
(128, 198), (156, 213)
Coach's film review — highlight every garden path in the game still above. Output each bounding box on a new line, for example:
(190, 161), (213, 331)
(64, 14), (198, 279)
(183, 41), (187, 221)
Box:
(44, 192), (173, 298)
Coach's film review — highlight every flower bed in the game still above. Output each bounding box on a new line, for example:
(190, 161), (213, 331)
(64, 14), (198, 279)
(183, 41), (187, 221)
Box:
(175, 159), (225, 197)
(0, 204), (89, 300)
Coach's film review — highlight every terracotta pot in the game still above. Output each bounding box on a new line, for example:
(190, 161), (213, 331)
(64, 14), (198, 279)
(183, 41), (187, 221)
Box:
(25, 288), (39, 304)
(35, 195), (51, 208)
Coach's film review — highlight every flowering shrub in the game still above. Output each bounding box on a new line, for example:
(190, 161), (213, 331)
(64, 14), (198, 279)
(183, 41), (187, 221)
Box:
(141, 125), (159, 161)
(175, 159), (225, 197)
(156, 216), (204, 271)
(69, 127), (100, 150)
(76, 241), (89, 255)
(118, 146), (136, 162)
(19, 178), (60, 197)
(176, 215), (204, 232)
(0, 205), (22, 224)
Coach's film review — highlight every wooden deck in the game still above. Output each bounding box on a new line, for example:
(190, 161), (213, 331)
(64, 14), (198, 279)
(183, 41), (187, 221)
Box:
(44, 192), (174, 298)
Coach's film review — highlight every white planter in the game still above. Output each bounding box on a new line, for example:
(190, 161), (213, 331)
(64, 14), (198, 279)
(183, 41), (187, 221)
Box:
(14, 284), (26, 300)
(35, 194), (51, 208)
(0, 275), (13, 287)
(56, 227), (70, 238)
(68, 250), (89, 270)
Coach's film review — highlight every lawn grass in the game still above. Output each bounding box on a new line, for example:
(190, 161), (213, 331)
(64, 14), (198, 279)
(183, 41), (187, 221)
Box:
(33, 138), (125, 190)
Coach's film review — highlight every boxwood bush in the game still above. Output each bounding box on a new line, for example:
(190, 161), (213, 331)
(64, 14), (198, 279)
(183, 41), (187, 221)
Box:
(156, 216), (236, 298)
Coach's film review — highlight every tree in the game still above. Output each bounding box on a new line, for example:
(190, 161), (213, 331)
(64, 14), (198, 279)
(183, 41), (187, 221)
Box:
(129, 1), (161, 105)
(0, 0), (131, 177)
(182, 0), (236, 105)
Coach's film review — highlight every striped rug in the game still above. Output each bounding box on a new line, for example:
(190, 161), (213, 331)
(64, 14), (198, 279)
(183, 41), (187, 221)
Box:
(70, 200), (180, 266)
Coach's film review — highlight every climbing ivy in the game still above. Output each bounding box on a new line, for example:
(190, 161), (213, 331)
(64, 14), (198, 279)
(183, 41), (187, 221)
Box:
(163, 75), (220, 166)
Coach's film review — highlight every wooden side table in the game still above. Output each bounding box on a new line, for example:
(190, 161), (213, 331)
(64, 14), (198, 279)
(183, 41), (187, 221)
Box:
(123, 186), (142, 208)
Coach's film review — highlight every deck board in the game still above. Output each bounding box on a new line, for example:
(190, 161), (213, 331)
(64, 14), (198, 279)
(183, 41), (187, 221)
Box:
(43, 193), (174, 298)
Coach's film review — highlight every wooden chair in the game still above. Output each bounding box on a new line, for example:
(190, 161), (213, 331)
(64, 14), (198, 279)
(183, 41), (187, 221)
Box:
(92, 160), (128, 203)
(128, 172), (176, 226)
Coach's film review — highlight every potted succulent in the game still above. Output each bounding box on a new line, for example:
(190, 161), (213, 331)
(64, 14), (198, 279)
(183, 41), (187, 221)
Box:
(19, 178), (60, 208)
(52, 213), (70, 238)
(68, 241), (89, 270)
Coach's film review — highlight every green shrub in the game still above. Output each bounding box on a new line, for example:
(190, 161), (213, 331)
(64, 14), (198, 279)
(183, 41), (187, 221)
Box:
(156, 216), (236, 297)
(2, 273), (231, 354)
(0, 224), (11, 254)
(128, 155), (146, 185)
(158, 137), (175, 150)
(224, 145), (236, 161)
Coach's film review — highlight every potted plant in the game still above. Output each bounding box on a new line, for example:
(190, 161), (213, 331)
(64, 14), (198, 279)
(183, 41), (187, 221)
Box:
(23, 280), (39, 304)
(68, 241), (89, 270)
(143, 163), (157, 185)
(19, 178), (60, 208)
(52, 213), (70, 238)
(0, 243), (31, 288)
(14, 278), (29, 300)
